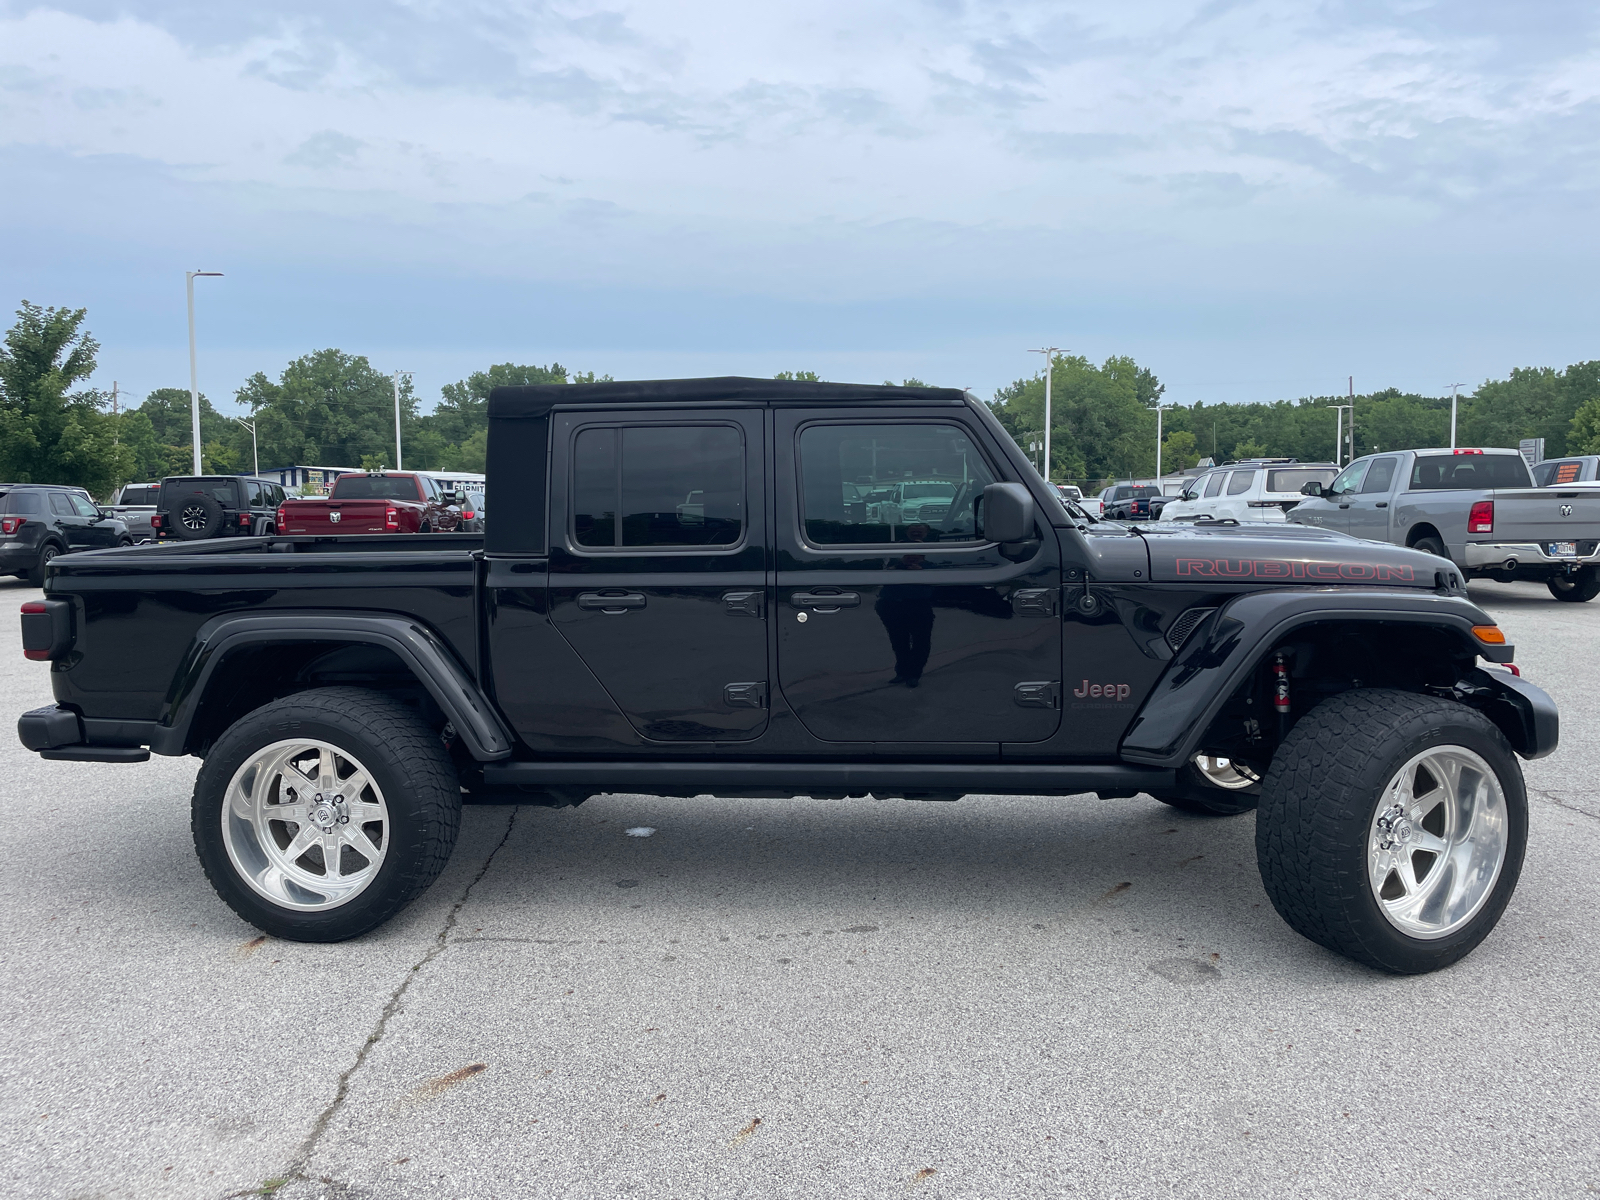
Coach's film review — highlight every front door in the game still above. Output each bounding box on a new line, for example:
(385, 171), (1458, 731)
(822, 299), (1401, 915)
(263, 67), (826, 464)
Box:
(1343, 455), (1399, 542)
(48, 492), (94, 550)
(774, 412), (1062, 744)
(547, 408), (769, 742)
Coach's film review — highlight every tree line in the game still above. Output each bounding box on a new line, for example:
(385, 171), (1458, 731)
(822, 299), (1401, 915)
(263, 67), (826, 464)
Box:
(3, 301), (1598, 499)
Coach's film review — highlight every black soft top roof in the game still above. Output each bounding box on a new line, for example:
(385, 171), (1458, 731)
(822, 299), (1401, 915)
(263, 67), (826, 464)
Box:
(488, 376), (967, 420)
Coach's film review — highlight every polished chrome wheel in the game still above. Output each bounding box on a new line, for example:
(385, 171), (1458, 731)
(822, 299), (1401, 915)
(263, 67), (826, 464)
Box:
(221, 738), (389, 911)
(1368, 744), (1508, 940)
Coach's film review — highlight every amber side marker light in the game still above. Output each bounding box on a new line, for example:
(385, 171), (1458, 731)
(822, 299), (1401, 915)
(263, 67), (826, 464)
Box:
(1472, 625), (1506, 644)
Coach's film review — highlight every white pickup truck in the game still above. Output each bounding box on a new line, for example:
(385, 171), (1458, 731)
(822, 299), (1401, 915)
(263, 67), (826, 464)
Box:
(1290, 447), (1600, 601)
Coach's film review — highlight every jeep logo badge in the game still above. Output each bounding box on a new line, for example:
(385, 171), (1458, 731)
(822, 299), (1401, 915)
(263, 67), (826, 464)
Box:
(1561, 505), (1573, 517)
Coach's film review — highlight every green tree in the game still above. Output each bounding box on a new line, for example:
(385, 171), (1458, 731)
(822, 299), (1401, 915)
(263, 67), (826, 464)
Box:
(774, 370), (821, 382)
(1460, 362), (1600, 456)
(427, 362), (579, 449)
(1233, 439), (1269, 460)
(238, 349), (421, 469)
(0, 301), (134, 496)
(1162, 430), (1198, 472)
(990, 353), (1160, 485)
(1570, 396), (1600, 454)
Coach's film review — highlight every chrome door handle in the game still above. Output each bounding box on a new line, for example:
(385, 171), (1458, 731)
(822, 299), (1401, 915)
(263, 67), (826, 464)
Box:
(791, 591), (860, 611)
(577, 591), (646, 613)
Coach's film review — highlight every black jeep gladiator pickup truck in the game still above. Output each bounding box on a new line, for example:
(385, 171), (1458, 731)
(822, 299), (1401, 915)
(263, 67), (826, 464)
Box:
(16, 379), (1557, 974)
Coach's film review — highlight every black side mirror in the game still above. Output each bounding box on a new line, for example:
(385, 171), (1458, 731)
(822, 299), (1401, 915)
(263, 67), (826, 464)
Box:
(1300, 481), (1324, 497)
(978, 482), (1036, 543)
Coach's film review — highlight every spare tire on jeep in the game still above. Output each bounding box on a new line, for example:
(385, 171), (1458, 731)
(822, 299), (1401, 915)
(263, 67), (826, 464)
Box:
(173, 493), (224, 540)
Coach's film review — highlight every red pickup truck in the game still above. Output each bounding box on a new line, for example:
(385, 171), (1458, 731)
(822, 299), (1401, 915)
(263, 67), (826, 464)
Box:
(276, 472), (472, 535)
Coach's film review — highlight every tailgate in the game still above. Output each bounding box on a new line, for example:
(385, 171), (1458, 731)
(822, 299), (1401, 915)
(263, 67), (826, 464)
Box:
(1484, 489), (1600, 547)
(279, 500), (391, 534)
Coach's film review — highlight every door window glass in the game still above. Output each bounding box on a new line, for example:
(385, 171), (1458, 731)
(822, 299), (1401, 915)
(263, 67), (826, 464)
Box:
(572, 424), (744, 549)
(49, 493), (75, 516)
(68, 494), (100, 517)
(1202, 472), (1226, 498)
(1226, 470), (1255, 495)
(1329, 460), (1369, 495)
(247, 483), (264, 507)
(2, 493), (41, 515)
(1408, 454), (1531, 489)
(1552, 461), (1583, 484)
(798, 423), (996, 545)
(1361, 457), (1398, 493)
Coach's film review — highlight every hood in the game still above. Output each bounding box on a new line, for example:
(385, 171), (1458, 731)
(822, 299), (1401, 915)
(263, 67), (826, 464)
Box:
(1135, 521), (1445, 587)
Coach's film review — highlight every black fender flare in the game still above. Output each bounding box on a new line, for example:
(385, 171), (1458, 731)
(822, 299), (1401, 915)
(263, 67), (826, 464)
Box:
(152, 610), (514, 760)
(1118, 587), (1534, 768)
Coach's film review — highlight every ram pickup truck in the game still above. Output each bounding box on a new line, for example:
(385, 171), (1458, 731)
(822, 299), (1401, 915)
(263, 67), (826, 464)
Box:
(15, 378), (1557, 974)
(276, 471), (469, 534)
(105, 482), (162, 541)
(1532, 456), (1600, 486)
(1290, 447), (1600, 601)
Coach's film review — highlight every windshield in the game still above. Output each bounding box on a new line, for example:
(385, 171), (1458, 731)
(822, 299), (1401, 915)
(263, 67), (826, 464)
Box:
(1408, 454), (1532, 490)
(1266, 468), (1337, 493)
(331, 476), (421, 501)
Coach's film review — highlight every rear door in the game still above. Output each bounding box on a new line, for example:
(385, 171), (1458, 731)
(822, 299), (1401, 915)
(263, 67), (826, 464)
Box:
(547, 408), (769, 741)
(1344, 455), (1400, 541)
(773, 411), (1062, 744)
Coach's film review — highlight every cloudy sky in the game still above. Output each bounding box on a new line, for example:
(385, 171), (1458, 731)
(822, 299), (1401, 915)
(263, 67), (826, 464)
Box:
(3, 0), (1598, 414)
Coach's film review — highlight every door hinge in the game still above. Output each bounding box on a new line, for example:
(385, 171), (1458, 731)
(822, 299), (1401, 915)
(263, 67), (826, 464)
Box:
(724, 682), (769, 709)
(1011, 588), (1058, 617)
(722, 590), (764, 618)
(1014, 680), (1061, 709)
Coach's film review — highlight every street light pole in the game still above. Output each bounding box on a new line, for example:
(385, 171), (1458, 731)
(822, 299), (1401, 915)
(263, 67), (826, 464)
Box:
(1329, 404), (1354, 467)
(1446, 383), (1464, 449)
(1026, 347), (1060, 483)
(1155, 402), (1174, 479)
(235, 417), (258, 476)
(392, 370), (413, 469)
(186, 270), (224, 475)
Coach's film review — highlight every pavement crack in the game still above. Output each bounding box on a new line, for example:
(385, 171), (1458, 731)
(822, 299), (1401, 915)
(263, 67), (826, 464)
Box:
(1533, 787), (1600, 822)
(277, 808), (519, 1185)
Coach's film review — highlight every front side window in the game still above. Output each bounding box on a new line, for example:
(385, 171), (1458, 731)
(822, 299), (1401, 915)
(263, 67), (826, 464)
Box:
(49, 493), (75, 516)
(799, 423), (996, 545)
(69, 494), (100, 518)
(1202, 472), (1226, 498)
(1361, 457), (1399, 493)
(1329, 460), (1370, 495)
(572, 424), (744, 549)
(1226, 470), (1256, 496)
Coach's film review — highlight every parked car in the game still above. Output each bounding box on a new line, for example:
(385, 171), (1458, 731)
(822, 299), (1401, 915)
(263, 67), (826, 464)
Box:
(1054, 484), (1084, 505)
(1531, 456), (1600, 486)
(105, 481), (162, 542)
(276, 471), (470, 535)
(1099, 484), (1163, 521)
(460, 490), (485, 533)
(151, 476), (287, 540)
(1159, 462), (1339, 524)
(1, 483), (131, 584)
(17, 375), (1554, 977)
(1290, 448), (1600, 600)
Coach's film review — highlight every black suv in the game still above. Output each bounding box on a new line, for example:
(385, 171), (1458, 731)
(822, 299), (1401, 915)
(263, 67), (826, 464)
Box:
(151, 476), (288, 540)
(0, 484), (131, 585)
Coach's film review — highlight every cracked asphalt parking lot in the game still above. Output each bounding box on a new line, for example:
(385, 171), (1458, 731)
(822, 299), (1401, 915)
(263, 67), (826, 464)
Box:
(1, 577), (1598, 1200)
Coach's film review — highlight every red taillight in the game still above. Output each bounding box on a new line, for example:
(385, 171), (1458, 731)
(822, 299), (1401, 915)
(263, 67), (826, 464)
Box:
(0, 517), (21, 535)
(385, 506), (399, 531)
(275, 506), (286, 530)
(238, 513), (253, 529)
(20, 601), (48, 660)
(149, 513), (163, 529)
(463, 510), (475, 520)
(1468, 500), (1494, 533)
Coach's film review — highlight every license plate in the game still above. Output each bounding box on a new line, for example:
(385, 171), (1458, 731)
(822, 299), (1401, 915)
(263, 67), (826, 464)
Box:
(1550, 542), (1577, 557)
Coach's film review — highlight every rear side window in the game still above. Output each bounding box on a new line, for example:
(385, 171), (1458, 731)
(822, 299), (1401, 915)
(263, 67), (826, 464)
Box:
(1226, 470), (1255, 496)
(573, 424), (744, 549)
(1361, 457), (1399, 494)
(1408, 454), (1532, 490)
(332, 476), (423, 501)
(68, 494), (100, 518)
(1266, 468), (1336, 493)
(1546, 461), (1583, 485)
(1203, 473), (1226, 498)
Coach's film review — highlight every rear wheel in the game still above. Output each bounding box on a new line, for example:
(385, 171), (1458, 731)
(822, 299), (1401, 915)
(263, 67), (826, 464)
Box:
(26, 542), (61, 587)
(1547, 566), (1599, 602)
(192, 687), (462, 941)
(1256, 689), (1525, 974)
(1410, 535), (1449, 559)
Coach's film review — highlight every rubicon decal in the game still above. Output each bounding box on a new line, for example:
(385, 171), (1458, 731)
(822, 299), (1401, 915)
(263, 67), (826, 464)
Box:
(1175, 558), (1416, 582)
(1073, 680), (1131, 702)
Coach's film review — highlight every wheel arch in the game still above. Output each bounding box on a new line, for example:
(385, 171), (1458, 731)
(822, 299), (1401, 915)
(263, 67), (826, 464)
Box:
(154, 611), (514, 761)
(1119, 589), (1530, 770)
(1405, 522), (1444, 548)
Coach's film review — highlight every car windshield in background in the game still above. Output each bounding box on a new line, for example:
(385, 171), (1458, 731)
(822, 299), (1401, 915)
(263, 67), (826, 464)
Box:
(162, 480), (238, 505)
(1267, 468), (1338, 493)
(332, 477), (420, 501)
(120, 486), (160, 506)
(1409, 454), (1532, 490)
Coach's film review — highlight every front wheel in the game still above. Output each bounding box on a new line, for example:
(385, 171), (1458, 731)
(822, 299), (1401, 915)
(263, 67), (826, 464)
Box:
(191, 687), (463, 941)
(1256, 689), (1525, 974)
(1547, 566), (1599, 602)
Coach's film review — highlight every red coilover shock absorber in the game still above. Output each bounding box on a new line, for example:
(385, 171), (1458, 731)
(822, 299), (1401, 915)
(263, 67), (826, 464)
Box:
(1271, 650), (1291, 735)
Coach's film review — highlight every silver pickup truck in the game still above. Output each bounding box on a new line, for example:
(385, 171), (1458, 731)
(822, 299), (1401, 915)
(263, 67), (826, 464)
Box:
(1532, 455), (1600, 486)
(1290, 447), (1600, 601)
(104, 481), (160, 542)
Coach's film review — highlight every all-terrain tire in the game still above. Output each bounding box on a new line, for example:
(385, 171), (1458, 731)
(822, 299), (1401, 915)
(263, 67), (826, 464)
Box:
(1547, 566), (1599, 602)
(173, 494), (224, 540)
(191, 687), (463, 941)
(1255, 688), (1526, 974)
(26, 541), (62, 587)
